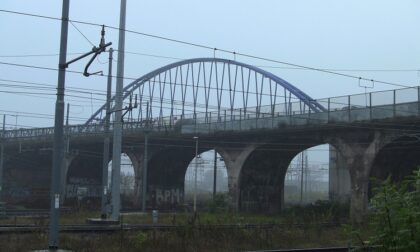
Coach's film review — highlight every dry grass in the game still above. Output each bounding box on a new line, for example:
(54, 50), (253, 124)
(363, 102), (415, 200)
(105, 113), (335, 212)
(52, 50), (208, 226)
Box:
(0, 203), (355, 251)
(0, 225), (350, 252)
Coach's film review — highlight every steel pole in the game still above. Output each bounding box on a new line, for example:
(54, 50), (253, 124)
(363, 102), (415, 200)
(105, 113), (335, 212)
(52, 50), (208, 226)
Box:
(142, 134), (148, 212)
(65, 103), (70, 153)
(142, 102), (149, 212)
(300, 152), (304, 204)
(0, 115), (5, 201)
(213, 149), (217, 200)
(111, 0), (127, 221)
(101, 48), (113, 218)
(193, 137), (199, 212)
(48, 0), (69, 248)
(61, 103), (70, 201)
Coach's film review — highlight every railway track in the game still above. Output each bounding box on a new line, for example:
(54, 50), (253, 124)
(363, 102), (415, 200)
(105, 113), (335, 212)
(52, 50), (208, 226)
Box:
(0, 222), (374, 251)
(0, 223), (282, 234)
(245, 248), (355, 252)
(0, 222), (344, 234)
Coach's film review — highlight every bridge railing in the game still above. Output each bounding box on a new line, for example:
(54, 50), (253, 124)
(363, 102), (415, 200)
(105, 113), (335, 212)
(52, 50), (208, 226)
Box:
(3, 86), (420, 139)
(184, 86), (420, 133)
(2, 119), (176, 140)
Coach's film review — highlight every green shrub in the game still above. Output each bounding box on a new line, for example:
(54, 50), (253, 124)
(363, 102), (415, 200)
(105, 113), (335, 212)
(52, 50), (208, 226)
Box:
(367, 169), (420, 251)
(208, 193), (230, 213)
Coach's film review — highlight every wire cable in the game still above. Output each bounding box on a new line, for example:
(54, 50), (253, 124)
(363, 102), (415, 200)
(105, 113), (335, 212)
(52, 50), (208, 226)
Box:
(0, 8), (415, 89)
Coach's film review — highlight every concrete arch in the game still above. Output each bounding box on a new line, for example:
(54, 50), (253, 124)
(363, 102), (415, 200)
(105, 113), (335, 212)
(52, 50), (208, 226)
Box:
(65, 150), (103, 206)
(236, 140), (331, 212)
(284, 144), (333, 205)
(64, 145), (141, 209)
(238, 143), (299, 213)
(146, 145), (200, 210)
(370, 135), (420, 192)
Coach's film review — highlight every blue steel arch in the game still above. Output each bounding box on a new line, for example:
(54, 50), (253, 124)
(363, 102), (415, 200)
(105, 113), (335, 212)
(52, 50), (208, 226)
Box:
(86, 58), (325, 125)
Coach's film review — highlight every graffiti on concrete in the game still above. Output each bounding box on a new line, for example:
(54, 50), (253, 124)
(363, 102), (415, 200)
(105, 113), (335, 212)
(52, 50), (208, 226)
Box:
(66, 177), (101, 198)
(154, 188), (183, 206)
(156, 188), (183, 204)
(6, 187), (31, 199)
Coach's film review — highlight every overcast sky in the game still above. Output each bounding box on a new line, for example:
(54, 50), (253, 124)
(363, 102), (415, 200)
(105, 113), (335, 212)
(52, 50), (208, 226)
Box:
(1, 0), (420, 129)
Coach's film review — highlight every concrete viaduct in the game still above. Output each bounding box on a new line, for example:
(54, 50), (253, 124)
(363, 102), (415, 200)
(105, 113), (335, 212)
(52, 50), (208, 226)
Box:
(1, 58), (420, 224)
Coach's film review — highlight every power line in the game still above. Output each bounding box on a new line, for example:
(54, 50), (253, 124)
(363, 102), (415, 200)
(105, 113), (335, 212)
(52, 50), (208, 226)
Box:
(0, 8), (415, 89)
(0, 52), (84, 58)
(2, 50), (419, 74)
(3, 59), (417, 114)
(0, 61), (306, 102)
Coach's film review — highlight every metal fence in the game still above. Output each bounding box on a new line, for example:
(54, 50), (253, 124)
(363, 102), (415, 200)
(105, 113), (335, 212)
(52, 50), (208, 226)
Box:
(3, 86), (420, 139)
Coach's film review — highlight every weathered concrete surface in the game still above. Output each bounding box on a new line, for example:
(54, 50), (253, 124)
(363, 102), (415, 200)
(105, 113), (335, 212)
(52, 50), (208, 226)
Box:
(328, 145), (351, 203)
(2, 149), (52, 208)
(370, 135), (420, 194)
(146, 145), (196, 210)
(217, 145), (257, 210)
(3, 112), (420, 226)
(328, 131), (389, 224)
(238, 144), (299, 213)
(65, 147), (103, 207)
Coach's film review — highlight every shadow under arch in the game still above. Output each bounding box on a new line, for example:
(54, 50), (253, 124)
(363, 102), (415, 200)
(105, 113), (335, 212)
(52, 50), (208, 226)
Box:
(238, 143), (301, 213)
(369, 135), (420, 196)
(65, 150), (102, 207)
(146, 145), (203, 210)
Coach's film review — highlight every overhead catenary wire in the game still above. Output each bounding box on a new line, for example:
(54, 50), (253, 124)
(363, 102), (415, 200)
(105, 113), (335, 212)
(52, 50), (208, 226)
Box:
(0, 61), (309, 104)
(1, 9), (418, 131)
(2, 60), (418, 115)
(3, 50), (419, 73)
(0, 9), (415, 89)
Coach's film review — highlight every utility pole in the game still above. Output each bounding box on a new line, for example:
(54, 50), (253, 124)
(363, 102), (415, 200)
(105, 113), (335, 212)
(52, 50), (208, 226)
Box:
(65, 103), (70, 151)
(142, 102), (149, 212)
(111, 0), (127, 221)
(48, 0), (69, 249)
(101, 48), (113, 219)
(212, 149), (217, 200)
(304, 153), (308, 196)
(61, 103), (70, 201)
(0, 115), (5, 201)
(300, 152), (304, 204)
(193, 136), (199, 213)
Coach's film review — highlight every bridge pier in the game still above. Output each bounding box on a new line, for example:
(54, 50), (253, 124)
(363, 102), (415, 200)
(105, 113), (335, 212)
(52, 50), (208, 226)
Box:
(218, 143), (300, 213)
(217, 145), (257, 210)
(239, 146), (298, 213)
(146, 146), (195, 210)
(328, 145), (351, 203)
(330, 131), (388, 224)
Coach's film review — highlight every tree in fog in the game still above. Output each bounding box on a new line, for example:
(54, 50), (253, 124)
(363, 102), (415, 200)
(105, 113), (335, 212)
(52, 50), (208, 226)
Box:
(120, 171), (135, 195)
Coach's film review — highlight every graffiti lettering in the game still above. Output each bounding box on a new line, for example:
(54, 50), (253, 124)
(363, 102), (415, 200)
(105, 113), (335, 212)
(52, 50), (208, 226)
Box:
(66, 177), (101, 198)
(155, 188), (183, 205)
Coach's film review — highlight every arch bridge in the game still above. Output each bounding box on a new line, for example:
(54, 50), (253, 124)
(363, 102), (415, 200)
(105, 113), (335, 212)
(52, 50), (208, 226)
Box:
(86, 58), (325, 126)
(2, 58), (420, 224)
